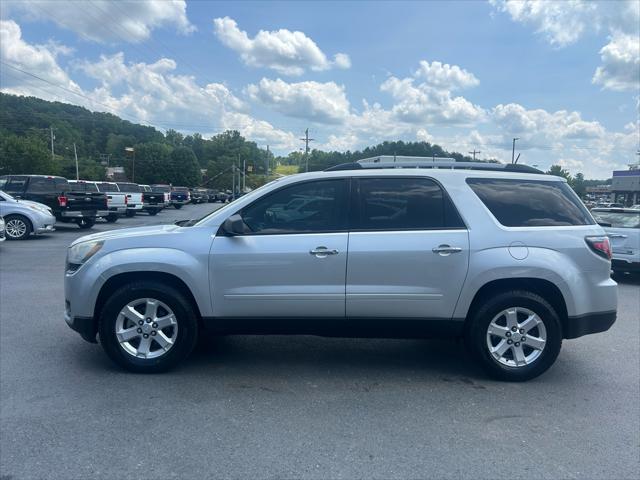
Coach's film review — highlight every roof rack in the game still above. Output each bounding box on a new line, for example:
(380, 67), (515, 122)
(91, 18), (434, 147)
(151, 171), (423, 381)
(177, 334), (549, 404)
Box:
(325, 161), (544, 174)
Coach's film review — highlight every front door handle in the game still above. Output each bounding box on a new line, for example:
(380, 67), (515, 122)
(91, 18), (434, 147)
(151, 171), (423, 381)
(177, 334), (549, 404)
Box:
(608, 234), (627, 239)
(432, 244), (462, 256)
(310, 246), (339, 257)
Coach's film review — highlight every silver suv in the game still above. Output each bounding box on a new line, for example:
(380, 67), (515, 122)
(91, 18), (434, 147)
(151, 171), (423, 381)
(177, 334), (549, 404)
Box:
(64, 162), (617, 381)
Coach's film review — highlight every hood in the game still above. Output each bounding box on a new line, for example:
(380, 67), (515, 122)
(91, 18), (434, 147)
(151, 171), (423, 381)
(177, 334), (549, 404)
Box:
(18, 199), (52, 211)
(70, 223), (181, 246)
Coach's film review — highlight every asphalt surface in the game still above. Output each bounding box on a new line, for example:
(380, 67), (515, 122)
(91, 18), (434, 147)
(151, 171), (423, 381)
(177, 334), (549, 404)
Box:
(1, 202), (639, 480)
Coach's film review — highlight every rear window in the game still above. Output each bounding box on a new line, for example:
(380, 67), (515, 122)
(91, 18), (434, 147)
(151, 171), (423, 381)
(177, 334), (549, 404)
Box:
(69, 182), (98, 192)
(95, 183), (118, 192)
(116, 183), (141, 193)
(151, 185), (171, 192)
(173, 187), (189, 192)
(467, 178), (594, 227)
(591, 211), (640, 229)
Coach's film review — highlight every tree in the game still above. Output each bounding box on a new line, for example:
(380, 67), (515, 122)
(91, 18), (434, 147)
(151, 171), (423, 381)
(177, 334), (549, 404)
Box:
(126, 142), (173, 184)
(547, 164), (572, 181)
(571, 172), (586, 198)
(0, 134), (54, 175)
(170, 146), (201, 187)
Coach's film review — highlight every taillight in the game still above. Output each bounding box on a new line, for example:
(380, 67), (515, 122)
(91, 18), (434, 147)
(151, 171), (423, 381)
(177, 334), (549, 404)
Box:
(124, 195), (128, 205)
(58, 195), (67, 207)
(585, 236), (612, 260)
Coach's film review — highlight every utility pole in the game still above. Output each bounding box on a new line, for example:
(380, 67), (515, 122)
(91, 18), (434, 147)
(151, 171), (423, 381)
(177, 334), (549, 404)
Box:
(511, 138), (519, 164)
(50, 127), (55, 160)
(300, 128), (315, 172)
(468, 149), (481, 161)
(242, 157), (246, 192)
(266, 145), (270, 176)
(73, 143), (79, 180)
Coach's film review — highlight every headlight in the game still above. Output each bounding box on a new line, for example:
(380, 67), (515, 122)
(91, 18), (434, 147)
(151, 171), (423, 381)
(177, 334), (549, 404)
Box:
(66, 240), (104, 273)
(27, 204), (50, 214)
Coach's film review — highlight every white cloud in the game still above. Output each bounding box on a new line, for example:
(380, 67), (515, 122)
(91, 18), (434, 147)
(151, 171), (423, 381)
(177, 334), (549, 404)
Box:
(0, 19), (82, 101)
(415, 60), (479, 90)
(213, 16), (350, 76)
(592, 32), (640, 92)
(491, 1), (640, 92)
(8, 0), (195, 43)
(246, 78), (350, 124)
(380, 62), (485, 126)
(489, 0), (596, 47)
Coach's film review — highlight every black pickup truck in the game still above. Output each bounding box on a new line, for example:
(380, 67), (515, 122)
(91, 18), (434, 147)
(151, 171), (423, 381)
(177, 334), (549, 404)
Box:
(170, 186), (190, 209)
(139, 185), (164, 215)
(0, 175), (108, 229)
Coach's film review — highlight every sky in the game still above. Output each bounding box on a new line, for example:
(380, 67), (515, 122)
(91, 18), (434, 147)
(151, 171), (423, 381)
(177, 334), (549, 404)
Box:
(0, 0), (638, 178)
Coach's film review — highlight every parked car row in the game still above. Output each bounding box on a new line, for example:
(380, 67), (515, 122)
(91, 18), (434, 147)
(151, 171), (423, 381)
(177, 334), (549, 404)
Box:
(0, 174), (227, 240)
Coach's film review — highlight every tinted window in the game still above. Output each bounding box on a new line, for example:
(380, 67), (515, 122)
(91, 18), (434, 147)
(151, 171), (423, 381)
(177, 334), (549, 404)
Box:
(69, 182), (98, 192)
(592, 210), (640, 229)
(54, 179), (69, 191)
(242, 179), (347, 234)
(96, 182), (118, 192)
(152, 185), (171, 193)
(173, 187), (189, 192)
(27, 177), (55, 193)
(355, 177), (464, 230)
(4, 176), (28, 193)
(467, 178), (594, 227)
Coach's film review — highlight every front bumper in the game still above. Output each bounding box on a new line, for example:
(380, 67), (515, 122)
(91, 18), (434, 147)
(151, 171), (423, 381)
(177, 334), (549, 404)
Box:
(65, 310), (98, 343)
(564, 310), (617, 339)
(35, 224), (55, 234)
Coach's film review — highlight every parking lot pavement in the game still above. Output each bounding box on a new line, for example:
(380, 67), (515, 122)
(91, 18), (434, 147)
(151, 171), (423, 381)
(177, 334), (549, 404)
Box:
(1, 204), (638, 480)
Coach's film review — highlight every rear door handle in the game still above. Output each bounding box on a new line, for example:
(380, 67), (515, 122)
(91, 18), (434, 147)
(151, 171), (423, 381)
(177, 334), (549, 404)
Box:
(432, 245), (462, 256)
(310, 246), (339, 257)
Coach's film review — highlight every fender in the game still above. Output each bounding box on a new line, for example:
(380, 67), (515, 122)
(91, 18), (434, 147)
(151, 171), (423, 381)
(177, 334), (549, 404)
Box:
(453, 246), (579, 319)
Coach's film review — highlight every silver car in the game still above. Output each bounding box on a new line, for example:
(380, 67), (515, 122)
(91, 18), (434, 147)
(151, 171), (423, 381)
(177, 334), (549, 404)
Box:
(0, 191), (56, 240)
(64, 162), (617, 381)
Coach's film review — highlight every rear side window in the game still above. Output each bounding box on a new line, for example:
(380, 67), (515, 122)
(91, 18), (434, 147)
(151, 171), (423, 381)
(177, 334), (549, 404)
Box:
(354, 177), (465, 230)
(591, 211), (640, 229)
(27, 177), (55, 193)
(467, 178), (594, 227)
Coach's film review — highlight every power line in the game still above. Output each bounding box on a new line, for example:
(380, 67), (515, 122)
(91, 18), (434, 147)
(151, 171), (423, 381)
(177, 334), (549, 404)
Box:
(300, 128), (315, 172)
(468, 149), (481, 160)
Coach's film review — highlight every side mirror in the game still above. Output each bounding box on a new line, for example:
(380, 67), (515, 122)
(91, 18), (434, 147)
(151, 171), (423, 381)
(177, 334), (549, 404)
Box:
(221, 214), (247, 236)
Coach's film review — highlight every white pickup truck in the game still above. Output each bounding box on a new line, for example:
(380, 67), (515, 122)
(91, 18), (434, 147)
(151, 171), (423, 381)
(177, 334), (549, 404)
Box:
(91, 181), (127, 223)
(69, 180), (126, 223)
(115, 182), (144, 217)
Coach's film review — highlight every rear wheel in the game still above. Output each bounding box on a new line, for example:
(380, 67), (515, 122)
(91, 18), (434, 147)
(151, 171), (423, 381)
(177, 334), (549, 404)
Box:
(4, 215), (32, 240)
(147, 208), (160, 216)
(174, 204), (183, 209)
(76, 217), (95, 229)
(105, 214), (119, 223)
(125, 210), (136, 217)
(466, 290), (562, 381)
(98, 281), (198, 373)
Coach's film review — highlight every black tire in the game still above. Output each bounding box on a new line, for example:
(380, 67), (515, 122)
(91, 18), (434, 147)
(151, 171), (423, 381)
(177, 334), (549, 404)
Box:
(466, 290), (562, 382)
(4, 214), (32, 240)
(147, 208), (160, 216)
(98, 281), (199, 373)
(76, 217), (95, 229)
(125, 210), (136, 217)
(105, 214), (119, 223)
(174, 204), (183, 209)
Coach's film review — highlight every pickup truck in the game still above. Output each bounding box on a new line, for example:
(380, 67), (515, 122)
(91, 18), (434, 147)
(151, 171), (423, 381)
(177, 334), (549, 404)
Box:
(91, 181), (127, 222)
(139, 184), (164, 215)
(150, 184), (172, 207)
(170, 186), (191, 209)
(115, 183), (143, 217)
(0, 175), (107, 229)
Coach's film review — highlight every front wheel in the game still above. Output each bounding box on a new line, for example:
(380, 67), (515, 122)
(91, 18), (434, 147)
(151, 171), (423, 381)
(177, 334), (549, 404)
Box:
(4, 214), (32, 240)
(76, 218), (95, 229)
(466, 290), (562, 382)
(98, 281), (199, 373)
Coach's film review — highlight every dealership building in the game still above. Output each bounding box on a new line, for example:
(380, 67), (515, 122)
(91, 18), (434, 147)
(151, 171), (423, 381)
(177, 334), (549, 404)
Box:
(611, 169), (640, 206)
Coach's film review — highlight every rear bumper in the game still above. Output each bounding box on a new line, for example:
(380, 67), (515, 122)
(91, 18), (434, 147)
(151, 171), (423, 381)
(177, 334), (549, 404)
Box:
(564, 310), (617, 339)
(143, 202), (162, 208)
(612, 258), (640, 272)
(126, 204), (144, 211)
(171, 199), (189, 205)
(107, 206), (126, 214)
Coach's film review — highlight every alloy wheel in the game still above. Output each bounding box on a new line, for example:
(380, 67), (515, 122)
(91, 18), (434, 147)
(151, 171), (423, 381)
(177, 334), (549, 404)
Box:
(115, 298), (178, 359)
(5, 218), (27, 239)
(486, 307), (547, 367)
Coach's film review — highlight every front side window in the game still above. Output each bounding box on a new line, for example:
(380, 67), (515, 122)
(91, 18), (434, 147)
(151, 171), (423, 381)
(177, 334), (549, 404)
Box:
(354, 177), (464, 230)
(3, 176), (27, 193)
(241, 179), (348, 234)
(467, 178), (595, 227)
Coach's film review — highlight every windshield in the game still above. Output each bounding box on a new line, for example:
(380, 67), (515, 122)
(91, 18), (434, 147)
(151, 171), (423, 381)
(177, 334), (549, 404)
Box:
(592, 211), (640, 229)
